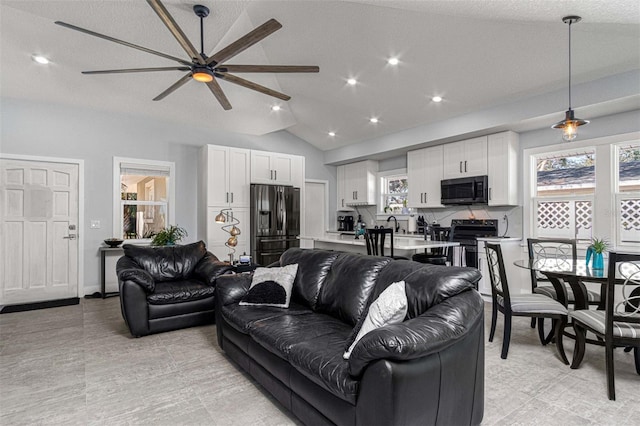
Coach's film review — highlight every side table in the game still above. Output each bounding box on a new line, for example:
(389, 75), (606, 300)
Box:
(99, 246), (124, 298)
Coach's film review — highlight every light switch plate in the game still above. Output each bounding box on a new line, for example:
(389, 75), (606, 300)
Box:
(90, 220), (101, 229)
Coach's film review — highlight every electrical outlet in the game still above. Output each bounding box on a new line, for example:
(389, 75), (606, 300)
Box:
(90, 220), (101, 229)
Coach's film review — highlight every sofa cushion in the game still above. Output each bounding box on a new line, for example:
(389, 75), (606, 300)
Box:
(402, 264), (481, 319)
(288, 333), (359, 405)
(248, 313), (352, 359)
(280, 249), (340, 309)
(316, 253), (392, 326)
(240, 264), (299, 308)
(147, 279), (215, 305)
(123, 241), (207, 282)
(221, 301), (312, 334)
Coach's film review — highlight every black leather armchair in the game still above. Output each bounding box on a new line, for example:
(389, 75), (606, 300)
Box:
(116, 240), (234, 337)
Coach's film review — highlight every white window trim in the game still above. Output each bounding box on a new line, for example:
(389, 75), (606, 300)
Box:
(523, 131), (640, 252)
(113, 157), (175, 243)
(376, 168), (411, 219)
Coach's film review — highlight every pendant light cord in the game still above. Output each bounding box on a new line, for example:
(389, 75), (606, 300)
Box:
(568, 19), (572, 110)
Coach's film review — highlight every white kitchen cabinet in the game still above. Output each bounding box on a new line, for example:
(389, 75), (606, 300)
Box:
(250, 150), (303, 186)
(487, 131), (519, 206)
(336, 165), (355, 211)
(206, 207), (249, 262)
(443, 136), (488, 179)
(407, 145), (444, 208)
(341, 160), (378, 206)
(204, 145), (250, 207)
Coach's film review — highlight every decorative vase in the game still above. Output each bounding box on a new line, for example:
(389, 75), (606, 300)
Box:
(592, 252), (604, 270)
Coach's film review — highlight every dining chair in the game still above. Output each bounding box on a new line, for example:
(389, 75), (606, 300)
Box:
(527, 238), (603, 333)
(485, 242), (569, 362)
(364, 227), (407, 260)
(569, 251), (640, 400)
(412, 226), (452, 265)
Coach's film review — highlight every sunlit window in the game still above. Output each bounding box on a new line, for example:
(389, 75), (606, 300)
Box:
(380, 173), (408, 214)
(113, 158), (175, 241)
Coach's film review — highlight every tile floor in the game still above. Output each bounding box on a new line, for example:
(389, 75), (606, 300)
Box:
(0, 297), (638, 425)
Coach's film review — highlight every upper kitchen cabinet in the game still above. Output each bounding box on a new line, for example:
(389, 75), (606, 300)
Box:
(407, 145), (444, 208)
(338, 160), (378, 207)
(336, 165), (355, 211)
(251, 150), (303, 187)
(203, 145), (250, 207)
(443, 136), (488, 179)
(487, 131), (519, 206)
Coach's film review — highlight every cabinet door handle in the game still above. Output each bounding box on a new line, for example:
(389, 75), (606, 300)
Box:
(226, 192), (229, 203)
(274, 170), (277, 181)
(489, 188), (492, 201)
(420, 193), (423, 203)
(341, 199), (344, 208)
(465, 160), (467, 172)
(425, 193), (428, 204)
(460, 161), (463, 173)
(231, 192), (234, 203)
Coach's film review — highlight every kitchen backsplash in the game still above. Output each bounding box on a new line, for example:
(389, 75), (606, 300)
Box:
(351, 205), (522, 238)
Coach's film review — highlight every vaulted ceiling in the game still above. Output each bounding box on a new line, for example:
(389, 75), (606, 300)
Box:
(2, 0), (639, 152)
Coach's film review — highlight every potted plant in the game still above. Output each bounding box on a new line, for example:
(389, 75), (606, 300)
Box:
(586, 237), (608, 269)
(150, 225), (188, 246)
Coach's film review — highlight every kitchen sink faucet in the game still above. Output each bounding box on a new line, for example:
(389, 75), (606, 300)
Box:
(386, 215), (400, 232)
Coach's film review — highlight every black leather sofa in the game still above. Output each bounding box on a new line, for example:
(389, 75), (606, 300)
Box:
(116, 241), (234, 337)
(216, 248), (485, 426)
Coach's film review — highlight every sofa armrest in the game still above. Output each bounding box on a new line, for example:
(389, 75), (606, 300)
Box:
(194, 252), (235, 286)
(116, 256), (155, 293)
(215, 274), (252, 306)
(348, 290), (484, 377)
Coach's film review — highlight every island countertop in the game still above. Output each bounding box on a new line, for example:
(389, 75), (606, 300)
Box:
(299, 234), (459, 250)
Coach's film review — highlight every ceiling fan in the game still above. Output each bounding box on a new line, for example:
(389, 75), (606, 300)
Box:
(55, 0), (319, 110)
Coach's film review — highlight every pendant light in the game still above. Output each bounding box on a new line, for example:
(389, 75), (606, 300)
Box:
(552, 15), (589, 142)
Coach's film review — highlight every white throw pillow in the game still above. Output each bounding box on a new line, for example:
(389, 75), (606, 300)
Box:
(239, 264), (299, 308)
(343, 281), (408, 360)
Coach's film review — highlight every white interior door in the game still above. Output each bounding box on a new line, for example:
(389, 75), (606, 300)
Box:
(0, 159), (79, 304)
(303, 181), (327, 248)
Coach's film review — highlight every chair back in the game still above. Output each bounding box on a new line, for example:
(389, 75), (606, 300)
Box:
(485, 243), (512, 306)
(606, 252), (640, 341)
(527, 238), (577, 291)
(365, 227), (394, 258)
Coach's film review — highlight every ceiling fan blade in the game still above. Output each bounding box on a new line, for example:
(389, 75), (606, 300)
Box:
(147, 0), (205, 65)
(153, 73), (192, 101)
(54, 21), (191, 66)
(83, 67), (191, 75)
(205, 79), (232, 110)
(216, 73), (291, 101)
(215, 65), (319, 73)
(207, 19), (282, 66)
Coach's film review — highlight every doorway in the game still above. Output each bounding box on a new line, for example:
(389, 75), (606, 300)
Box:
(303, 180), (328, 248)
(0, 155), (83, 307)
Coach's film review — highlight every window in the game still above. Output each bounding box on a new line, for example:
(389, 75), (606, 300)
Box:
(524, 132), (640, 251)
(113, 157), (175, 242)
(533, 150), (595, 243)
(379, 170), (408, 214)
(616, 143), (640, 245)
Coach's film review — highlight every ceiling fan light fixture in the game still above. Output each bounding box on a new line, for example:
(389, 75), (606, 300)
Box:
(192, 67), (214, 83)
(552, 15), (589, 141)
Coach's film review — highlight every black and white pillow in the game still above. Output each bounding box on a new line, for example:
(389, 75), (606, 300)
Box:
(239, 264), (299, 308)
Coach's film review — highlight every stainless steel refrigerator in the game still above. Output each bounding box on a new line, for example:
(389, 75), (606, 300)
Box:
(250, 184), (300, 266)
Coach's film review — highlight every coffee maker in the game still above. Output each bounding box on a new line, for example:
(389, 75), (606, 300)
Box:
(337, 215), (354, 231)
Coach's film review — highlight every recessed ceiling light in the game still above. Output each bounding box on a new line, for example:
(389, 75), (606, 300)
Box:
(271, 105), (281, 111)
(32, 54), (50, 65)
(347, 78), (357, 86)
(387, 57), (399, 65)
(328, 132), (336, 137)
(432, 96), (443, 103)
(370, 117), (379, 124)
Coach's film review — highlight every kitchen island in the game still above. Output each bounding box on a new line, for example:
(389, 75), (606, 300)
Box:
(299, 233), (459, 259)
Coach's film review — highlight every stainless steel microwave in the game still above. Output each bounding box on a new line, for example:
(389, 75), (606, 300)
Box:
(441, 175), (488, 205)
